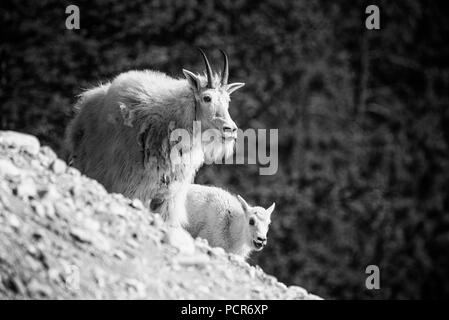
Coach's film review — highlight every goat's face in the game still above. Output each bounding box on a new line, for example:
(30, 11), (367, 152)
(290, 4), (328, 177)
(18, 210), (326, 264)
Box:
(183, 49), (244, 161)
(237, 195), (275, 252)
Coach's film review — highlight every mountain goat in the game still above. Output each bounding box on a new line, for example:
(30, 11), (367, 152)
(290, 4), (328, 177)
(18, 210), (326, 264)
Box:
(66, 49), (245, 227)
(184, 184), (275, 258)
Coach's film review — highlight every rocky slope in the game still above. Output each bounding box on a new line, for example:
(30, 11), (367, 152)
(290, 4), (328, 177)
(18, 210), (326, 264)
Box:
(0, 131), (320, 299)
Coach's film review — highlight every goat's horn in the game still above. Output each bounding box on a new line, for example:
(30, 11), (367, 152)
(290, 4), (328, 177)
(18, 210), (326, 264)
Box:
(198, 48), (214, 88)
(220, 49), (229, 85)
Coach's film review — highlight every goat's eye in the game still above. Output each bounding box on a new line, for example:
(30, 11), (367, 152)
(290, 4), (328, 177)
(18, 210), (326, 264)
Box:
(249, 218), (255, 226)
(203, 96), (211, 103)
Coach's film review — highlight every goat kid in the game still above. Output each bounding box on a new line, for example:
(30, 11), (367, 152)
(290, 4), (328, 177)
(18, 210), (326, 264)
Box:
(184, 184), (275, 258)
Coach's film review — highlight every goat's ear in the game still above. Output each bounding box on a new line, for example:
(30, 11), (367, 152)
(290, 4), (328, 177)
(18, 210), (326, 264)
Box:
(266, 202), (275, 215)
(183, 69), (201, 91)
(237, 195), (250, 212)
(226, 82), (245, 95)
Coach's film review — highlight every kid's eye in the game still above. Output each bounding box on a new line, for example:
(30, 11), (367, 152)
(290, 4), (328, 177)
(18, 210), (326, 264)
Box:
(203, 96), (211, 103)
(249, 218), (255, 226)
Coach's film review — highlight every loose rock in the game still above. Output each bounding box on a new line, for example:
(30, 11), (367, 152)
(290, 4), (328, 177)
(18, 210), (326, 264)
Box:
(15, 177), (37, 199)
(0, 159), (22, 177)
(0, 131), (40, 155)
(50, 159), (66, 174)
(162, 227), (196, 255)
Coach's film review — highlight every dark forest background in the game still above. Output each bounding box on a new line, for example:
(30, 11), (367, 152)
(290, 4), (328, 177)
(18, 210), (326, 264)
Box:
(1, 0), (449, 299)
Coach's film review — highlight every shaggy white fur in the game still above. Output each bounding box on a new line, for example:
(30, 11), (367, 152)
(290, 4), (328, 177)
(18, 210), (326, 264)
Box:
(185, 184), (275, 258)
(66, 57), (244, 227)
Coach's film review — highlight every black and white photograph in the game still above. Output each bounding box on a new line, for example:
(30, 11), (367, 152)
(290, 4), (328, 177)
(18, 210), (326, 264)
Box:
(0, 0), (448, 305)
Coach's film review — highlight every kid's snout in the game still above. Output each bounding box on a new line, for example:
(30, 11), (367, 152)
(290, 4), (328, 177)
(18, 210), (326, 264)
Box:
(253, 236), (267, 250)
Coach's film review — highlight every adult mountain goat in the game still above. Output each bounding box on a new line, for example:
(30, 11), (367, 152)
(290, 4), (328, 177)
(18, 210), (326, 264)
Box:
(66, 49), (245, 227)
(184, 184), (275, 258)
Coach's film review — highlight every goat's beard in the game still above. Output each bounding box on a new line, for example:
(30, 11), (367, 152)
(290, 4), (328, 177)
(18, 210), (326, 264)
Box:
(202, 136), (235, 164)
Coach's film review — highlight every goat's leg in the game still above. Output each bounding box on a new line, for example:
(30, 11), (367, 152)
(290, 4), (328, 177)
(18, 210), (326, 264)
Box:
(160, 181), (188, 228)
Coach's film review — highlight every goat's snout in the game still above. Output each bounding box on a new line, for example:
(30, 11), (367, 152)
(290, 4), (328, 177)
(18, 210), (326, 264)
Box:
(223, 123), (237, 133)
(222, 122), (238, 140)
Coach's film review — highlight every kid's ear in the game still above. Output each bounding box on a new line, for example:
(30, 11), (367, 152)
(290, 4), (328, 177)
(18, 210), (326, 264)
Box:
(237, 195), (250, 212)
(226, 82), (245, 95)
(183, 69), (201, 91)
(266, 202), (275, 215)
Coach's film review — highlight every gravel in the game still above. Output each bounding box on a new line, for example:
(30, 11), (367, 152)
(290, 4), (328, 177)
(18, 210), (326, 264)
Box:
(0, 131), (320, 300)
